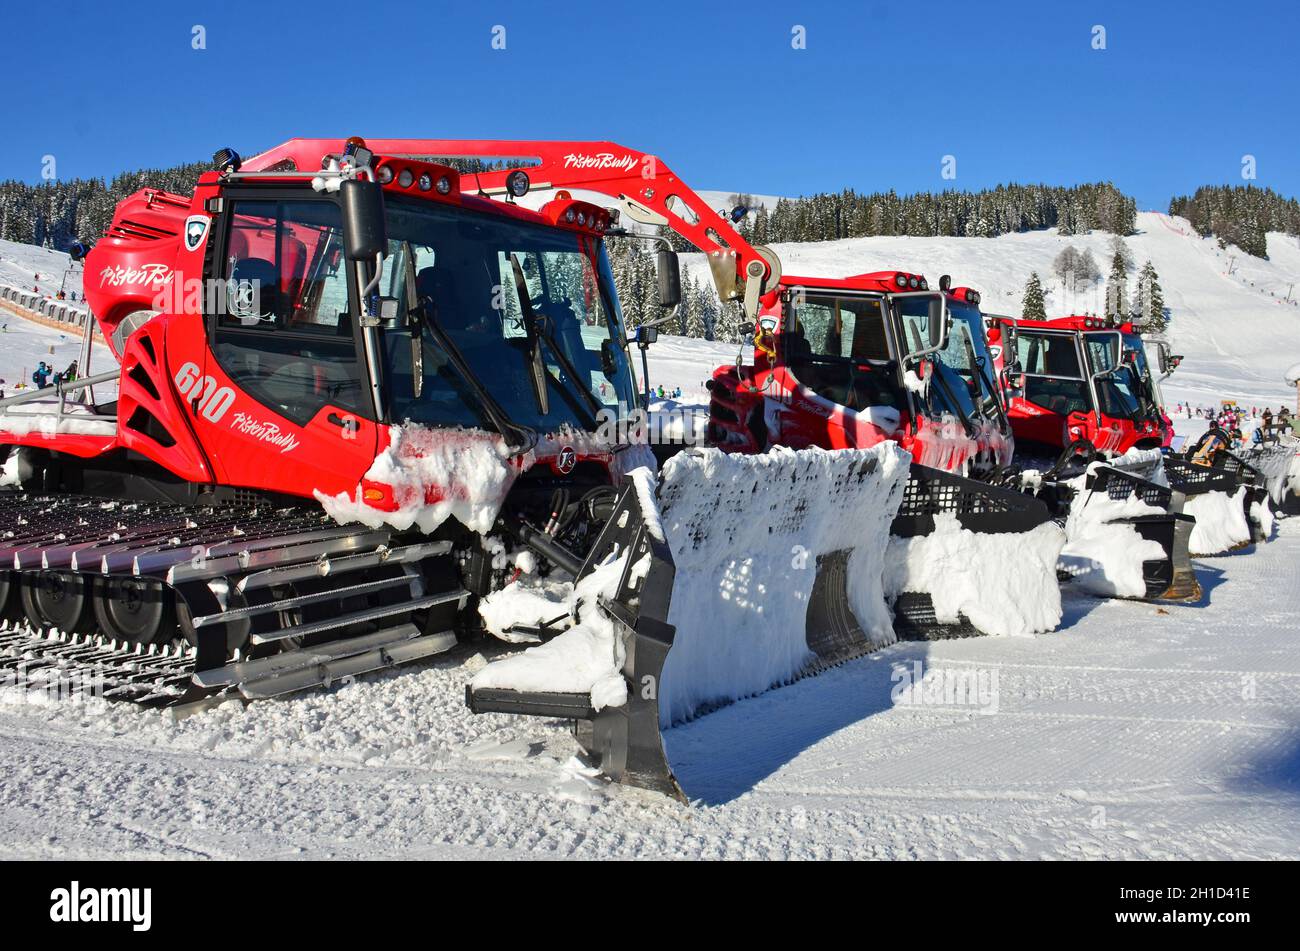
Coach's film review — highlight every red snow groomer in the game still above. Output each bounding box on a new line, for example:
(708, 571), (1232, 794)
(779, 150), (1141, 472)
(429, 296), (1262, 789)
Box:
(0, 137), (681, 717)
(984, 313), (1172, 457)
(399, 140), (1057, 642)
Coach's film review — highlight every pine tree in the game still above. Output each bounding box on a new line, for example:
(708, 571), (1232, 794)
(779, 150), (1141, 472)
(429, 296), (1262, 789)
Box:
(1022, 271), (1047, 319)
(1131, 260), (1166, 332)
(1109, 235), (1134, 270)
(1105, 251), (1128, 319)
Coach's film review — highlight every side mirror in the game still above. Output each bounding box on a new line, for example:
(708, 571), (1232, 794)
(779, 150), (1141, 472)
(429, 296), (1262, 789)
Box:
(635, 325), (659, 347)
(600, 339), (619, 376)
(656, 250), (681, 308)
(67, 242), (90, 262)
(929, 298), (948, 350)
(340, 179), (387, 261)
(737, 322), (755, 338)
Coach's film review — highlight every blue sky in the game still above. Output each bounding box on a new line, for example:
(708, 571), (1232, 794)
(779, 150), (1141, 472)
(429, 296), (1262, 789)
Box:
(6, 0), (1298, 210)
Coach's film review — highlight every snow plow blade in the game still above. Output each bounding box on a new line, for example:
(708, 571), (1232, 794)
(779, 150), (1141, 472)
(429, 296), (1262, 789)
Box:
(1084, 465), (1199, 602)
(1165, 450), (1269, 551)
(887, 465), (1058, 639)
(468, 476), (679, 796)
(466, 444), (913, 799)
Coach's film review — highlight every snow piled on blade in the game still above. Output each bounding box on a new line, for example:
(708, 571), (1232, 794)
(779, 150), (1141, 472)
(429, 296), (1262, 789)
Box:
(1058, 480), (1169, 598)
(655, 444), (911, 726)
(885, 513), (1065, 635)
(316, 425), (520, 534)
(1112, 447), (1168, 485)
(1186, 486), (1251, 555)
(471, 551), (643, 712)
(477, 576), (572, 644)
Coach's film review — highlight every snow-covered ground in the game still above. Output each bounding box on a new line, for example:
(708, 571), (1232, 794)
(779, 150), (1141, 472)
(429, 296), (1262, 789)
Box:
(0, 238), (86, 302)
(1, 510), (1296, 860)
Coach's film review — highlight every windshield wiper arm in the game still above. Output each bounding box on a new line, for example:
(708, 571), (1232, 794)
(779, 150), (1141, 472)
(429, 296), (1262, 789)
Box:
(509, 254), (603, 429)
(403, 246), (534, 451)
(510, 254), (551, 417)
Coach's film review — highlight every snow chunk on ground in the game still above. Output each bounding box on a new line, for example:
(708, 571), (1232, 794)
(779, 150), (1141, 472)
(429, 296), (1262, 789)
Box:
(885, 513), (1065, 635)
(1186, 487), (1251, 555)
(317, 425), (520, 534)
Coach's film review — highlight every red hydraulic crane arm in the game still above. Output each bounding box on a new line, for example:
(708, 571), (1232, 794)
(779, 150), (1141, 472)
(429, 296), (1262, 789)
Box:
(367, 139), (780, 312)
(247, 138), (754, 256)
(242, 138), (783, 315)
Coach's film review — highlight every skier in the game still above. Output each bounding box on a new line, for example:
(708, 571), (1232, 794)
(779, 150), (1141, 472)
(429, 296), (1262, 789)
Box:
(32, 362), (51, 388)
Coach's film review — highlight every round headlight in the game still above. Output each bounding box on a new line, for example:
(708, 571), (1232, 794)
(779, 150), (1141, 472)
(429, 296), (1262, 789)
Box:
(417, 173), (433, 191)
(435, 175), (452, 195)
(397, 168), (414, 188)
(375, 165), (393, 184)
(895, 274), (908, 288)
(918, 277), (928, 290)
(908, 276), (918, 288)
(565, 208), (576, 223)
(577, 212), (587, 226)
(506, 170), (530, 198)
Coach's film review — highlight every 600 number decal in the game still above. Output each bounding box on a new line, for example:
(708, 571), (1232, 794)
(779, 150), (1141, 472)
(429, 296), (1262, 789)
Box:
(174, 362), (235, 423)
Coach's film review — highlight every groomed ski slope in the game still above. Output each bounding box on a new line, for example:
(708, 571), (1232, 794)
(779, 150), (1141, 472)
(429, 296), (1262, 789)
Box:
(0, 512), (1296, 860)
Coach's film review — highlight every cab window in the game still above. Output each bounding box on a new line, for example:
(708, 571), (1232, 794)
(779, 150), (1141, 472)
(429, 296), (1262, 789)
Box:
(213, 199), (366, 425)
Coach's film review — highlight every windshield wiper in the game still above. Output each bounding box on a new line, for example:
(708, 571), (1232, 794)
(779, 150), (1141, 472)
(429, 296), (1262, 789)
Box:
(509, 254), (602, 429)
(509, 254), (551, 417)
(403, 245), (535, 451)
(926, 360), (977, 437)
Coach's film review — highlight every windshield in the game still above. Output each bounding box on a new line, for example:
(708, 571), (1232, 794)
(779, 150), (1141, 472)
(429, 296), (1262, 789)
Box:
(785, 293), (903, 409)
(377, 197), (637, 433)
(894, 296), (980, 423)
(1118, 332), (1161, 418)
(941, 301), (1001, 416)
(1084, 333), (1142, 420)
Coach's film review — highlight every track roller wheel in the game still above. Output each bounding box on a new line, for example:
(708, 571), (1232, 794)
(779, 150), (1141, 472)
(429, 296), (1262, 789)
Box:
(20, 571), (94, 634)
(92, 577), (177, 646)
(176, 592), (251, 658)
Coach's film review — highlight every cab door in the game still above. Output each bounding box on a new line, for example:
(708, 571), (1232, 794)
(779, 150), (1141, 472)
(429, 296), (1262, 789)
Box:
(186, 194), (379, 499)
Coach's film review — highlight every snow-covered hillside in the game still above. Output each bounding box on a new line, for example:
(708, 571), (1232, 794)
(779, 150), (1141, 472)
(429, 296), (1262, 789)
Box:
(674, 212), (1300, 410)
(0, 238), (86, 301)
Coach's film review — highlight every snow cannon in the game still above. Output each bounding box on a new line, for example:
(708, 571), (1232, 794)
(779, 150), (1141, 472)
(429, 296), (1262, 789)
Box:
(467, 443), (923, 799)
